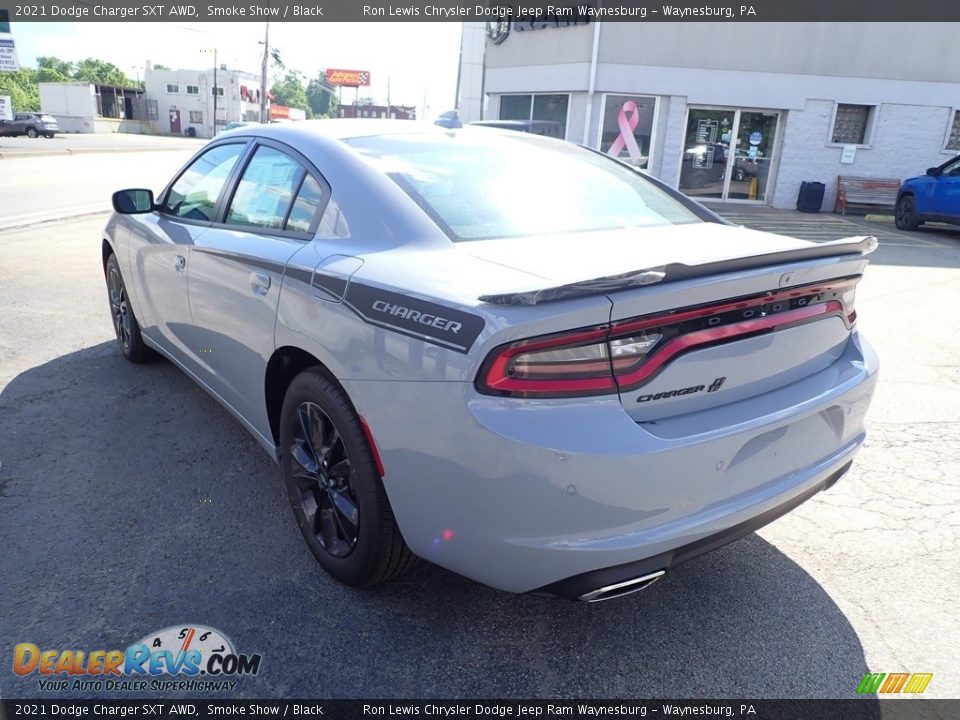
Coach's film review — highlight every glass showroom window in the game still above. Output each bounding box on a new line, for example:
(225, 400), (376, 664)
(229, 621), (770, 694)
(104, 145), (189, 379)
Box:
(946, 111), (960, 151)
(499, 94), (569, 137)
(831, 104), (875, 145)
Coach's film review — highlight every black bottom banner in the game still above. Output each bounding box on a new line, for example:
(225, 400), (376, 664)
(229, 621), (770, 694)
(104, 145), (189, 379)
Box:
(1, 700), (955, 720)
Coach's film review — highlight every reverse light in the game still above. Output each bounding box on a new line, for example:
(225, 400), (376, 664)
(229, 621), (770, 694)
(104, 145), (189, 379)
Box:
(477, 276), (860, 399)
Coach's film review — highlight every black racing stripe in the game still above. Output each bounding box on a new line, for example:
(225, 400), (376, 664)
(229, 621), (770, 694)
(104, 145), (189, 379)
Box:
(344, 283), (485, 354)
(191, 247), (287, 275)
(285, 266), (313, 285)
(311, 273), (349, 300)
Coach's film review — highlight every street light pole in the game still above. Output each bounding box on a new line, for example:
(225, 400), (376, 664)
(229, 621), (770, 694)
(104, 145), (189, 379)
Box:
(260, 21), (270, 123)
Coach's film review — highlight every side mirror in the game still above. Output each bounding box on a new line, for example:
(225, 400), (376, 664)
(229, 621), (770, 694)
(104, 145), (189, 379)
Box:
(112, 189), (155, 214)
(926, 167), (941, 177)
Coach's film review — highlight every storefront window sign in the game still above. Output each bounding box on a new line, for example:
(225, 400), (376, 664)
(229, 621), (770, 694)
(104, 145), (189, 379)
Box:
(600, 95), (657, 169)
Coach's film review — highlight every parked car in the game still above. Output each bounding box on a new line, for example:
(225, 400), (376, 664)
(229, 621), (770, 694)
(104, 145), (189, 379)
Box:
(0, 112), (59, 138)
(218, 120), (258, 135)
(103, 120), (878, 600)
(469, 119), (564, 139)
(895, 154), (960, 230)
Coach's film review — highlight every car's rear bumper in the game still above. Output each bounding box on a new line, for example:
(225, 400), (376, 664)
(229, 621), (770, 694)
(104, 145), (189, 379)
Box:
(346, 330), (878, 594)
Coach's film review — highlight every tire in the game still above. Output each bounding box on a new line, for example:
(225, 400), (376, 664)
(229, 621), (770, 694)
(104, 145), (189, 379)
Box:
(105, 254), (156, 363)
(44, 133), (55, 139)
(280, 369), (417, 587)
(26, 127), (38, 138)
(895, 195), (921, 231)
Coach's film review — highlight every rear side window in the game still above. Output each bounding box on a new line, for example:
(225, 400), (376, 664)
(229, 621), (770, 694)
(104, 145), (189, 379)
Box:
(226, 146), (305, 230)
(284, 174), (325, 233)
(163, 144), (244, 222)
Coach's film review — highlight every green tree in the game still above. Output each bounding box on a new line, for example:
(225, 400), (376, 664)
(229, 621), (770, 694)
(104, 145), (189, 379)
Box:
(307, 75), (337, 118)
(73, 58), (135, 87)
(0, 69), (40, 111)
(271, 71), (309, 112)
(36, 56), (75, 78)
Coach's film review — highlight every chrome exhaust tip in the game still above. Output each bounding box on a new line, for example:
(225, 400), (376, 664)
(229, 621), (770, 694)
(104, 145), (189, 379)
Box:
(578, 570), (666, 603)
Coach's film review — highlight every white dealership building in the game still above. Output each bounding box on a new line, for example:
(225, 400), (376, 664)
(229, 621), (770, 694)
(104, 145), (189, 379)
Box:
(458, 21), (960, 209)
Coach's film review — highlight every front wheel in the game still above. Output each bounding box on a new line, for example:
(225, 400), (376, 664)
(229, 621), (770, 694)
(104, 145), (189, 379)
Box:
(280, 369), (416, 587)
(105, 254), (156, 363)
(44, 133), (55, 139)
(25, 127), (38, 138)
(895, 195), (921, 231)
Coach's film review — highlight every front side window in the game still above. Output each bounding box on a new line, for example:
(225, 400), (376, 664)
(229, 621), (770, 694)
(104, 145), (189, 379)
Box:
(349, 132), (701, 242)
(226, 146), (304, 230)
(832, 104), (874, 145)
(162, 143), (244, 221)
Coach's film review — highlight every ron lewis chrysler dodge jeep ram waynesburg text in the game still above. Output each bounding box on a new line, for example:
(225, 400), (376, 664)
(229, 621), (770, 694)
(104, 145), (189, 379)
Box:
(102, 121), (878, 602)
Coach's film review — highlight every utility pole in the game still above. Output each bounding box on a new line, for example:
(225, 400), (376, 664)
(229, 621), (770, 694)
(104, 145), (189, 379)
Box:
(212, 48), (218, 135)
(260, 21), (270, 123)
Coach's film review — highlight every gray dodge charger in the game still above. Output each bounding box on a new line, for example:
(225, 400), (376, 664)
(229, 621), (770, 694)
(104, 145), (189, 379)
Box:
(102, 120), (878, 601)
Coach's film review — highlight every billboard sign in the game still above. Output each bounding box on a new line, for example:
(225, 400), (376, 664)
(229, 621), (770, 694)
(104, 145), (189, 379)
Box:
(0, 34), (19, 72)
(0, 95), (12, 121)
(325, 69), (370, 87)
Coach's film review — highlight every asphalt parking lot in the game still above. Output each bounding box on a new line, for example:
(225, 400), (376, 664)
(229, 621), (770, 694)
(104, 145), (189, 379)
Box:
(1, 202), (958, 699)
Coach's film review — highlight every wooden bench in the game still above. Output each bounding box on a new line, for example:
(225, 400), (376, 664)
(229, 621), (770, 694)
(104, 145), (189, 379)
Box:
(834, 176), (901, 215)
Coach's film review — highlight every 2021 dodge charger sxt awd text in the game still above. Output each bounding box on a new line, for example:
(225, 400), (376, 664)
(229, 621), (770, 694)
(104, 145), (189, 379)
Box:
(103, 121), (878, 601)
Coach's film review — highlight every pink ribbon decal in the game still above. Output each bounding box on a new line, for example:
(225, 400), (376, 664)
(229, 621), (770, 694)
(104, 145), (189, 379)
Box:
(607, 100), (643, 162)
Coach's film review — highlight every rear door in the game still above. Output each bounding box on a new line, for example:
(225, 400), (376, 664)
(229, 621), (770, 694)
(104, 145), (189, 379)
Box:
(186, 140), (330, 437)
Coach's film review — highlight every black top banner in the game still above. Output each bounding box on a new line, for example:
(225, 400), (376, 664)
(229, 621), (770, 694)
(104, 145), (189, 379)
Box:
(3, 700), (960, 720)
(2, 0), (960, 22)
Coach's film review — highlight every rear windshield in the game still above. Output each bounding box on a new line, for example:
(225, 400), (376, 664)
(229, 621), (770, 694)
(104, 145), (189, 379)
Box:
(347, 132), (701, 242)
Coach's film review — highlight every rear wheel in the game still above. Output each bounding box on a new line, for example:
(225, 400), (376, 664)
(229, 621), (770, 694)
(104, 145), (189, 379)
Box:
(26, 127), (38, 138)
(280, 369), (416, 587)
(105, 254), (156, 363)
(44, 133), (55, 139)
(895, 195), (921, 231)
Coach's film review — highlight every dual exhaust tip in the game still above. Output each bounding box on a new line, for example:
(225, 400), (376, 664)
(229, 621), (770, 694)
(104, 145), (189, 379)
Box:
(578, 569), (666, 603)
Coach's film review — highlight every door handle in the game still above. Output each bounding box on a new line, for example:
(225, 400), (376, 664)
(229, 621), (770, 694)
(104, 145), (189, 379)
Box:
(174, 255), (186, 273)
(250, 271), (271, 296)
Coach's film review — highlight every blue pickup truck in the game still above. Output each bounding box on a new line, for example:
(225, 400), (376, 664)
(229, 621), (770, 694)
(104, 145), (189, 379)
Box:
(896, 154), (960, 230)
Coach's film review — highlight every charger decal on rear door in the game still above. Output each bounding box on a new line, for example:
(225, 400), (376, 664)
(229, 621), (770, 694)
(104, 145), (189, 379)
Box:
(343, 283), (485, 353)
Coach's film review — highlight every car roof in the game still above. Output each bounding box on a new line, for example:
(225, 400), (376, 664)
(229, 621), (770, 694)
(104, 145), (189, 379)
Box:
(233, 118), (454, 143)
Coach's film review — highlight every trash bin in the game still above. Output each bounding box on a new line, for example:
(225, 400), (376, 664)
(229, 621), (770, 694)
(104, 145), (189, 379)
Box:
(796, 181), (825, 213)
(186, 127), (197, 138)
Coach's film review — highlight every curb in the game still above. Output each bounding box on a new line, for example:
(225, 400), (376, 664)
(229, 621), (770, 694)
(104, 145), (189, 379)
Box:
(863, 214), (895, 224)
(0, 144), (201, 160)
(0, 209), (110, 233)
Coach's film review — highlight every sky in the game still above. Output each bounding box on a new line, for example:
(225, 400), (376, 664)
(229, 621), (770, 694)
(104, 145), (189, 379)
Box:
(10, 21), (463, 118)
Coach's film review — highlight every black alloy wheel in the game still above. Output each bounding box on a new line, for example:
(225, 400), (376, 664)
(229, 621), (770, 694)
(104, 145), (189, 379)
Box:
(280, 369), (417, 587)
(895, 195), (921, 231)
(290, 401), (360, 558)
(105, 254), (155, 363)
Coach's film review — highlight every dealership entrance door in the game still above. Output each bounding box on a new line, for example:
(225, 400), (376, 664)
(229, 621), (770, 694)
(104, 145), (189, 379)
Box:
(678, 108), (781, 203)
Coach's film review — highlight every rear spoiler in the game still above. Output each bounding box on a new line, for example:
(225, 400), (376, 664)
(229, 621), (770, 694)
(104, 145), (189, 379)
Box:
(478, 235), (878, 306)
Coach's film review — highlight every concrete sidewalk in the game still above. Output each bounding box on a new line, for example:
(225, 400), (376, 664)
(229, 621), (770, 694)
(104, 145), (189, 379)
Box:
(0, 133), (205, 159)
